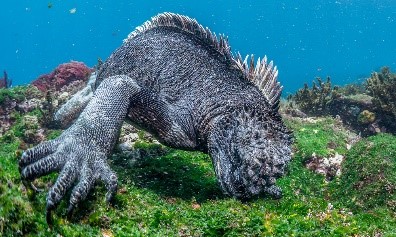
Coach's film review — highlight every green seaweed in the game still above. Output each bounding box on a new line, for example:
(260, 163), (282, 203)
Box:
(0, 86), (27, 104)
(331, 133), (396, 212)
(366, 67), (396, 117)
(288, 77), (339, 116)
(1, 115), (395, 236)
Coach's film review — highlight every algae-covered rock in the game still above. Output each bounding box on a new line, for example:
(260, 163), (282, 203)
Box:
(2, 108), (396, 236)
(334, 133), (396, 212)
(3, 61), (396, 236)
(280, 66), (396, 135)
(357, 110), (376, 124)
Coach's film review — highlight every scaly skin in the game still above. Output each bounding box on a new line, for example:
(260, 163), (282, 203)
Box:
(20, 75), (139, 224)
(19, 13), (292, 224)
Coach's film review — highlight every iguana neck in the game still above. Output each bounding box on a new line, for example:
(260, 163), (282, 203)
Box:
(195, 97), (268, 151)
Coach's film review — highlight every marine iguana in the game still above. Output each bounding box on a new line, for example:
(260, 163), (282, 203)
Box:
(19, 12), (292, 223)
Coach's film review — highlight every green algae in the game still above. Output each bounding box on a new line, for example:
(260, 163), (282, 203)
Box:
(332, 133), (396, 212)
(0, 114), (395, 236)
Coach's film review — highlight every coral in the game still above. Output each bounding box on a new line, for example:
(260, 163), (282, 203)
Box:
(116, 122), (159, 158)
(31, 61), (92, 92)
(289, 77), (339, 116)
(357, 110), (376, 124)
(0, 71), (12, 89)
(22, 115), (39, 129)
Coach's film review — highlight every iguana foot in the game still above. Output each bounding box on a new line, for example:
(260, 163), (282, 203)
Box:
(19, 75), (139, 225)
(19, 135), (118, 225)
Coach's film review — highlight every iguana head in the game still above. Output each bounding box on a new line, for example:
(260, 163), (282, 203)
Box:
(208, 107), (292, 199)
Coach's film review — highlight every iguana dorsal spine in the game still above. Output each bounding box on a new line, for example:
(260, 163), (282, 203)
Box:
(126, 12), (282, 109)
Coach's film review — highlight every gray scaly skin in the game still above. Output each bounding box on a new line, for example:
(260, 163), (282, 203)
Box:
(19, 13), (292, 224)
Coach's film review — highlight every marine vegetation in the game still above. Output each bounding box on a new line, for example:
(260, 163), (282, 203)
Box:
(0, 86), (27, 105)
(1, 103), (396, 236)
(0, 85), (42, 136)
(287, 70), (396, 135)
(31, 61), (92, 92)
(357, 109), (376, 125)
(0, 71), (12, 89)
(288, 77), (338, 116)
(366, 66), (396, 132)
(366, 67), (396, 115)
(331, 133), (396, 212)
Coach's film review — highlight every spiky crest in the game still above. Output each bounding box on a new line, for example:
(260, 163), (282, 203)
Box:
(124, 12), (232, 60)
(234, 53), (282, 110)
(124, 12), (282, 110)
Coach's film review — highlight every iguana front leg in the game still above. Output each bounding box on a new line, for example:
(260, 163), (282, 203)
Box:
(53, 73), (97, 128)
(19, 75), (140, 224)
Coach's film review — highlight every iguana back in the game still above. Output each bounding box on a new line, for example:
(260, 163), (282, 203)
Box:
(95, 13), (284, 151)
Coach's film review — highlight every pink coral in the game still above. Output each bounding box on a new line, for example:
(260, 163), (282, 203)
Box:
(32, 61), (92, 92)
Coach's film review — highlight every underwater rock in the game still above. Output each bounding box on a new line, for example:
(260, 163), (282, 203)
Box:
(335, 134), (396, 212)
(288, 67), (396, 135)
(0, 117), (13, 136)
(16, 98), (41, 113)
(0, 63), (93, 137)
(357, 110), (376, 124)
(0, 87), (25, 137)
(23, 128), (45, 144)
(0, 92), (21, 136)
(367, 121), (383, 134)
(117, 123), (140, 153)
(305, 152), (344, 180)
(329, 95), (379, 136)
(280, 105), (307, 118)
(117, 122), (159, 156)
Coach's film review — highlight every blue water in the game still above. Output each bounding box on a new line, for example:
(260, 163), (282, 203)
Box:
(1, 0), (395, 94)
